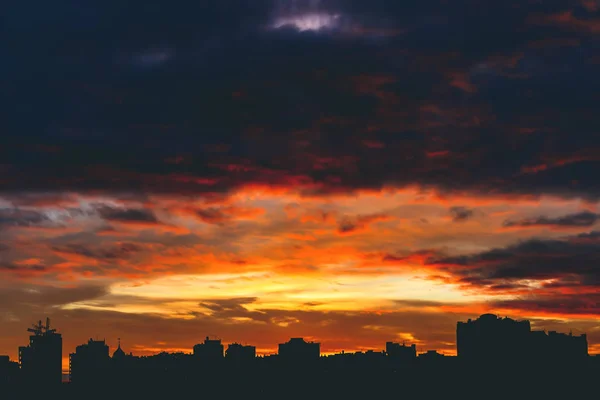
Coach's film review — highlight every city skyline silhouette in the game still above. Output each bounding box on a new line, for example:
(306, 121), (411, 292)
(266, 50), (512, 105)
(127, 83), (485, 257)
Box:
(2, 312), (597, 373)
(2, 313), (599, 398)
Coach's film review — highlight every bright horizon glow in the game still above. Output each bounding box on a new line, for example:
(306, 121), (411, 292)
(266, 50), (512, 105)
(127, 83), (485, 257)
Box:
(60, 270), (505, 318)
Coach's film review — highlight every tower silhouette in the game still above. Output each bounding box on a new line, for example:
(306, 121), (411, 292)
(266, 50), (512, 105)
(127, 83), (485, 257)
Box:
(18, 318), (63, 386)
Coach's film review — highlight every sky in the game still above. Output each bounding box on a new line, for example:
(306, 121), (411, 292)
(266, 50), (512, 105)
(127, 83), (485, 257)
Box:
(2, 0), (600, 371)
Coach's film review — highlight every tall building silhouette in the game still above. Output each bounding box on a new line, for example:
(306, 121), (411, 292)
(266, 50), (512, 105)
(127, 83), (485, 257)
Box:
(18, 318), (62, 386)
(69, 339), (110, 385)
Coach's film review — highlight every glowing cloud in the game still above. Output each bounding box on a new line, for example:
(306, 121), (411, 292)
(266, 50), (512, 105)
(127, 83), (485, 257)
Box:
(272, 12), (341, 31)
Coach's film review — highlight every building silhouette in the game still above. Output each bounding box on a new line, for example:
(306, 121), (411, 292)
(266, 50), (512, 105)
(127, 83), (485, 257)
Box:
(193, 336), (224, 363)
(225, 343), (256, 363)
(110, 339), (141, 387)
(69, 338), (110, 385)
(457, 313), (588, 365)
(385, 341), (416, 365)
(278, 338), (320, 364)
(112, 338), (126, 360)
(18, 318), (62, 386)
(0, 355), (19, 386)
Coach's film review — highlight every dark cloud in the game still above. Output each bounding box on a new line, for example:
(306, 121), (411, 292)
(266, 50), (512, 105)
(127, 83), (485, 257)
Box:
(503, 211), (600, 227)
(431, 230), (600, 315)
(0, 284), (108, 311)
(338, 217), (359, 233)
(195, 208), (230, 225)
(0, 208), (51, 227)
(1, 1), (599, 200)
(0, 262), (47, 272)
(0, 193), (80, 207)
(52, 243), (143, 260)
(434, 232), (600, 282)
(491, 294), (600, 316)
(197, 297), (265, 320)
(198, 297), (258, 313)
(96, 205), (158, 224)
(449, 206), (475, 222)
(337, 213), (389, 234)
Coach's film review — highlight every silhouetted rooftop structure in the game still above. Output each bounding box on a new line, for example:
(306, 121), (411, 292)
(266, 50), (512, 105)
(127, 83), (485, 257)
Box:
(18, 318), (62, 386)
(112, 338), (126, 360)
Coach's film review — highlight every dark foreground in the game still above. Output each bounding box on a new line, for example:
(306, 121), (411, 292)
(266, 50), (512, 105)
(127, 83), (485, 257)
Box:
(3, 364), (599, 400)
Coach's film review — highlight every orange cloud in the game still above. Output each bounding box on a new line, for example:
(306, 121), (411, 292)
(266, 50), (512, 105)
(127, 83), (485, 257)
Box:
(337, 213), (392, 235)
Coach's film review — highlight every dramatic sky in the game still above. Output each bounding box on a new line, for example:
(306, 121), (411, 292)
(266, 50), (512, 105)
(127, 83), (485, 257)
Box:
(2, 0), (600, 371)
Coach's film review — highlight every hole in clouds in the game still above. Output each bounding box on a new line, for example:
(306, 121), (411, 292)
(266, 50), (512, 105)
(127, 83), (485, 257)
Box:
(272, 12), (342, 32)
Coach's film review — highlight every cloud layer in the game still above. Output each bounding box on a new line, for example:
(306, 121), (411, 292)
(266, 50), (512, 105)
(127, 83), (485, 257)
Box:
(3, 0), (600, 199)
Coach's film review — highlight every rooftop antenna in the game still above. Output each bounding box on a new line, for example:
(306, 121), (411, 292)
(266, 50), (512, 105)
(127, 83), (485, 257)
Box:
(28, 320), (44, 336)
(45, 318), (56, 334)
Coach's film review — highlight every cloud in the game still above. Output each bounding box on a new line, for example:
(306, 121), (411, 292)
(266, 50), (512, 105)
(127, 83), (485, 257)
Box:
(96, 206), (158, 224)
(0, 262), (47, 272)
(191, 206), (264, 225)
(491, 293), (600, 316)
(449, 206), (475, 222)
(434, 232), (600, 283)
(198, 297), (257, 311)
(337, 213), (391, 234)
(0, 208), (51, 227)
(197, 297), (264, 320)
(503, 211), (600, 228)
(430, 231), (600, 315)
(52, 243), (143, 261)
(271, 12), (342, 32)
(194, 208), (230, 224)
(2, 1), (600, 201)
(0, 284), (109, 311)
